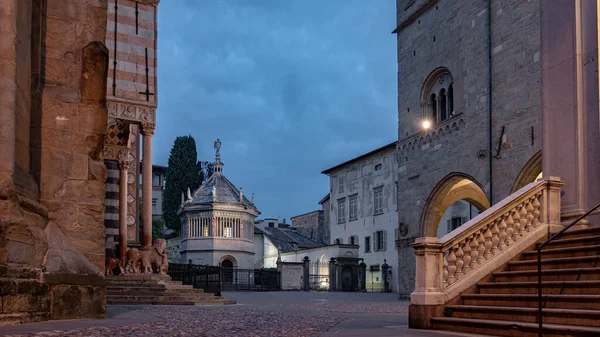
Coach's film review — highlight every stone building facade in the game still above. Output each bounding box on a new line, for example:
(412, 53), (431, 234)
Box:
(290, 210), (329, 244)
(178, 141), (260, 268)
(0, 0), (112, 324)
(102, 0), (159, 259)
(322, 142), (400, 292)
(394, 0), (543, 296)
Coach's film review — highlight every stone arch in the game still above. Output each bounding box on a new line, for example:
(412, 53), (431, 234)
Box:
(510, 150), (542, 193)
(420, 173), (490, 237)
(219, 255), (238, 268)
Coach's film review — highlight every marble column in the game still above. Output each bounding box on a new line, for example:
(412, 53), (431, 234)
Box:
(117, 150), (130, 259)
(541, 0), (600, 223)
(141, 123), (155, 247)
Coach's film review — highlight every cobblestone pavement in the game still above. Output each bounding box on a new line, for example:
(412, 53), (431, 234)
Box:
(0, 292), (489, 337)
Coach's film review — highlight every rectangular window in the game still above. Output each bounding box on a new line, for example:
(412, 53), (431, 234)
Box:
(451, 217), (463, 231)
(375, 230), (387, 251)
(337, 198), (346, 223)
(152, 198), (157, 207)
(349, 236), (355, 245)
(338, 176), (345, 194)
(364, 236), (371, 253)
(335, 238), (343, 244)
(373, 187), (383, 215)
(349, 195), (358, 221)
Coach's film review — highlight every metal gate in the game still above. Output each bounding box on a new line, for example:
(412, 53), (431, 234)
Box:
(168, 263), (221, 296)
(221, 267), (280, 291)
(168, 264), (280, 293)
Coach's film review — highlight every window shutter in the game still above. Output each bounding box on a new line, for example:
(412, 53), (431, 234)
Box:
(374, 232), (378, 251)
(394, 228), (399, 240)
(383, 230), (387, 251)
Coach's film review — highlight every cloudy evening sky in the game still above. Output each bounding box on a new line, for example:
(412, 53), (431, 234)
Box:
(154, 0), (397, 221)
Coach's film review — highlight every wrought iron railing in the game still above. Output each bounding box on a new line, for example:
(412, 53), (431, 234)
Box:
(168, 263), (281, 293)
(536, 202), (600, 337)
(168, 263), (222, 296)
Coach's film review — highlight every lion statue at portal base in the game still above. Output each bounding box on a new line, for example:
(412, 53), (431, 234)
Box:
(123, 239), (169, 275)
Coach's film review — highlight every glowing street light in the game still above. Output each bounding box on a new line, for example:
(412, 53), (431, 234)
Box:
(422, 120), (432, 130)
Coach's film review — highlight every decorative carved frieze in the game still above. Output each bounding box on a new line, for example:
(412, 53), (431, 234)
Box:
(107, 100), (156, 124)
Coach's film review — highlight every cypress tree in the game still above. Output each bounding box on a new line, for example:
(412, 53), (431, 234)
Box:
(162, 135), (204, 233)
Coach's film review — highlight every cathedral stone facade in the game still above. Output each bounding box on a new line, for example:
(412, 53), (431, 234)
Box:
(178, 141), (260, 269)
(394, 0), (543, 297)
(0, 0), (114, 324)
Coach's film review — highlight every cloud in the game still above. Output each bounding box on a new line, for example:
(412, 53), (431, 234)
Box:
(155, 0), (397, 220)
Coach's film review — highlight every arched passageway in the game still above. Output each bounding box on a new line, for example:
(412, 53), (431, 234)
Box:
(421, 173), (490, 238)
(511, 150), (542, 193)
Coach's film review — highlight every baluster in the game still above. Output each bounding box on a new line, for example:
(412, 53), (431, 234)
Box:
(469, 235), (479, 270)
(454, 244), (465, 280)
(532, 195), (541, 228)
(462, 240), (472, 274)
(520, 203), (529, 233)
(497, 217), (508, 251)
(446, 249), (457, 285)
(504, 213), (514, 246)
(443, 256), (449, 288)
(484, 225), (493, 259)
(512, 208), (522, 241)
(524, 199), (534, 232)
(476, 232), (486, 265)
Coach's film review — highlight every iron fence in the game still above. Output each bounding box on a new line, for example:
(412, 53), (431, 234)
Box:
(169, 264), (281, 292)
(221, 267), (281, 291)
(168, 263), (221, 295)
(308, 275), (329, 290)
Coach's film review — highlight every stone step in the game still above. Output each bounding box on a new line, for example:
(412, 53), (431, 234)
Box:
(0, 278), (49, 296)
(461, 294), (600, 310)
(446, 305), (600, 327)
(106, 285), (201, 291)
(106, 294), (224, 302)
(477, 280), (600, 295)
(106, 291), (215, 299)
(431, 317), (600, 337)
(492, 267), (600, 283)
(555, 226), (600, 240)
(0, 312), (50, 326)
(106, 287), (205, 294)
(507, 255), (600, 271)
(542, 235), (600, 249)
(521, 244), (600, 260)
(107, 299), (235, 306)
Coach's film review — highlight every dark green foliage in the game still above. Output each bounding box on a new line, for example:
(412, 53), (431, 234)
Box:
(152, 218), (165, 241)
(162, 135), (204, 233)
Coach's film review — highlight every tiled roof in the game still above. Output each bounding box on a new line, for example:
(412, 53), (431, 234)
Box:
(188, 173), (254, 207)
(261, 227), (327, 253)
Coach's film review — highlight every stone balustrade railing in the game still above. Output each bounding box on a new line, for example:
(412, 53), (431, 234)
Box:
(410, 177), (563, 310)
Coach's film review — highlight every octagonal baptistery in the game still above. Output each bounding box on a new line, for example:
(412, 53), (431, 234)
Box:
(177, 143), (260, 268)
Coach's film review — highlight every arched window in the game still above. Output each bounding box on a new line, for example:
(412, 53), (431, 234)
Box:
(440, 88), (447, 121)
(448, 84), (454, 117)
(421, 68), (454, 126)
(430, 94), (437, 121)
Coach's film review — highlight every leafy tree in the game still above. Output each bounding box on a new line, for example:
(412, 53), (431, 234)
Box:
(162, 135), (204, 233)
(152, 218), (165, 241)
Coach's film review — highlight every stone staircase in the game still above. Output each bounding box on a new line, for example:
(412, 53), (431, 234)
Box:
(106, 275), (235, 306)
(431, 226), (600, 337)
